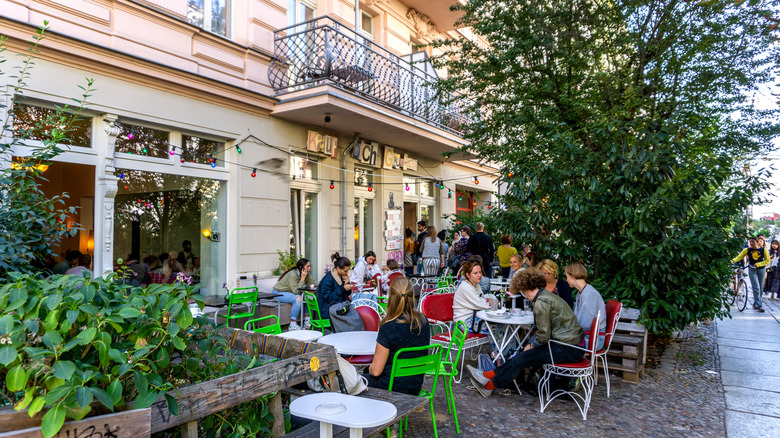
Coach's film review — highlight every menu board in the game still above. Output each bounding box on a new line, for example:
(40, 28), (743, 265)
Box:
(385, 210), (403, 251)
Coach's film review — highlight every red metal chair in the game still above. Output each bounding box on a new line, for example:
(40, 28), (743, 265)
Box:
(148, 272), (167, 284)
(422, 293), (489, 382)
(538, 311), (601, 420)
(345, 304), (381, 366)
(593, 299), (623, 397)
(386, 272), (404, 289)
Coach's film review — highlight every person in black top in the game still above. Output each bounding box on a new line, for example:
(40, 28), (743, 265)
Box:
(367, 277), (431, 395)
(467, 222), (495, 278)
(414, 221), (428, 274)
(732, 237), (770, 312)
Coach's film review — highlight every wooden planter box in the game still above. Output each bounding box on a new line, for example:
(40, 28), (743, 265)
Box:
(1, 328), (339, 438)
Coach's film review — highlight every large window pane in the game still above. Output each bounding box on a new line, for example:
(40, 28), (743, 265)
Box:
(292, 189), (318, 273)
(114, 123), (170, 159)
(113, 169), (226, 296)
(187, 0), (230, 37)
(182, 134), (224, 167)
(290, 156), (317, 180)
(362, 198), (373, 254)
(13, 103), (92, 148)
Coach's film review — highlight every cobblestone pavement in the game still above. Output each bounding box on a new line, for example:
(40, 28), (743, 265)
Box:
(392, 322), (725, 437)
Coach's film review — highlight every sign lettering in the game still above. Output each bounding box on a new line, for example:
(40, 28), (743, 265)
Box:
(358, 141), (379, 167)
(306, 131), (338, 158)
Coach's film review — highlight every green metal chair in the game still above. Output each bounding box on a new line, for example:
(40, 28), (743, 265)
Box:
(426, 320), (467, 434)
(244, 315), (282, 335)
(386, 344), (442, 438)
(303, 291), (331, 334)
(225, 287), (258, 328)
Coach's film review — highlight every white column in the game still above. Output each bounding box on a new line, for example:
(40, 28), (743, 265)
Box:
(93, 114), (120, 277)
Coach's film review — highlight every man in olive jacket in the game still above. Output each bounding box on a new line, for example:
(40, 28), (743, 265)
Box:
(466, 268), (584, 397)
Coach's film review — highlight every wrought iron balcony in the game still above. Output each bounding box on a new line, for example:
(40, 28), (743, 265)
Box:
(268, 17), (471, 135)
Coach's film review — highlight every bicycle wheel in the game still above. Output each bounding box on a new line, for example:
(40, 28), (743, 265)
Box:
(737, 279), (748, 312)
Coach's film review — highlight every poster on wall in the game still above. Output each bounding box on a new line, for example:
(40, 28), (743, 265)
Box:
(385, 210), (403, 251)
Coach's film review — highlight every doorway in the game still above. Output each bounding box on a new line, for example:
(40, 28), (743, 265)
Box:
(403, 201), (418, 239)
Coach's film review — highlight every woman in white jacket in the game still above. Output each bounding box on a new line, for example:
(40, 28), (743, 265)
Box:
(453, 258), (496, 331)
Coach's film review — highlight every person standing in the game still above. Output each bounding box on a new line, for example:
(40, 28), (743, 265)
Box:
(438, 230), (450, 272)
(414, 221), (428, 274)
(453, 226), (472, 267)
(467, 222), (495, 278)
(732, 237), (770, 312)
(420, 226), (445, 276)
(496, 235), (518, 278)
(403, 228), (415, 277)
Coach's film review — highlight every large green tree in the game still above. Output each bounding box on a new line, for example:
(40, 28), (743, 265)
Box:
(435, 0), (780, 332)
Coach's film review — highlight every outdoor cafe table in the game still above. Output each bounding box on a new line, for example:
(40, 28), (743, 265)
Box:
(277, 329), (324, 342)
(290, 392), (397, 438)
(297, 285), (318, 326)
(476, 310), (534, 364)
(203, 293), (283, 323)
(318, 331), (378, 355)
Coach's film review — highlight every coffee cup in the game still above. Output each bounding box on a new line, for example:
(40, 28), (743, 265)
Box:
(511, 308), (521, 316)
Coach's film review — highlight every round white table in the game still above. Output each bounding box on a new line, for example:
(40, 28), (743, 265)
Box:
(318, 331), (378, 355)
(277, 329), (323, 342)
(290, 392), (397, 438)
(477, 310), (534, 363)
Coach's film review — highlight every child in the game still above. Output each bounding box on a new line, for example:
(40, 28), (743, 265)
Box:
(381, 259), (405, 293)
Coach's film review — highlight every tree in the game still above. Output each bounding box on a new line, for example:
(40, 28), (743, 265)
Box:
(0, 24), (95, 278)
(434, 0), (780, 332)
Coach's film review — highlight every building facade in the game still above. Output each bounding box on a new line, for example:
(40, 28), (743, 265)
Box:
(0, 0), (497, 295)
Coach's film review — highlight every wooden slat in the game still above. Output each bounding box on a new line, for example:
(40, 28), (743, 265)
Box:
(0, 408), (150, 438)
(616, 321), (646, 333)
(620, 308), (641, 320)
(149, 329), (340, 433)
(611, 334), (642, 345)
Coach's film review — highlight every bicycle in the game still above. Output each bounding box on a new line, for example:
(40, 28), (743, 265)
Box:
(729, 264), (749, 312)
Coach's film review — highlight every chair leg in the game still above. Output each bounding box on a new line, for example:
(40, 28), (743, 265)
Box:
(448, 378), (461, 434)
(429, 399), (438, 438)
(600, 355), (612, 398)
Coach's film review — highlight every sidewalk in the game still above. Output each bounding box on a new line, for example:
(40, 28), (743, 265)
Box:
(719, 295), (780, 438)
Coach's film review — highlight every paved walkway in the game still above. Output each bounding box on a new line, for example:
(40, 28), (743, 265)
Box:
(720, 294), (780, 438)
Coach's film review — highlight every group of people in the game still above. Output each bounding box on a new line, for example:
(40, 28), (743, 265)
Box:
(115, 240), (199, 285)
(731, 233), (780, 313)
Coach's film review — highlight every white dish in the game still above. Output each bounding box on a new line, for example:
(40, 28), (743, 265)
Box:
(315, 401), (347, 415)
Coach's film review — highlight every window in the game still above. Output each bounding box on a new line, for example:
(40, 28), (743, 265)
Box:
(182, 135), (224, 167)
(290, 155), (317, 180)
(114, 122), (170, 159)
(354, 197), (374, 258)
(294, 0), (316, 24)
(360, 11), (374, 37)
(12, 102), (92, 148)
(354, 167), (373, 187)
(403, 177), (417, 196)
(188, 0), (230, 37)
(290, 189), (318, 273)
(420, 180), (435, 197)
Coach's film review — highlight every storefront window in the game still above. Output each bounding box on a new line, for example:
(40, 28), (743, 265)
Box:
(113, 169), (226, 296)
(290, 155), (317, 180)
(291, 189), (318, 273)
(355, 167), (373, 187)
(13, 102), (92, 148)
(420, 205), (431, 226)
(420, 180), (434, 197)
(182, 135), (224, 167)
(114, 122), (170, 159)
(354, 197), (373, 257)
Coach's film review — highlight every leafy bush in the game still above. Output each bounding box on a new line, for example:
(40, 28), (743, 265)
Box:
(0, 274), (275, 437)
(273, 250), (298, 276)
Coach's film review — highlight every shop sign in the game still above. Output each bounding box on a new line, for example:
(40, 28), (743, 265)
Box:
(386, 238), (402, 250)
(383, 146), (418, 170)
(356, 141), (380, 167)
(306, 131), (338, 158)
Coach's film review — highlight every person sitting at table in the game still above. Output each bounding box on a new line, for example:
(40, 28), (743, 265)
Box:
(453, 258), (496, 332)
(507, 255), (522, 280)
(367, 277), (431, 395)
(523, 251), (540, 269)
(350, 250), (382, 286)
(538, 259), (574, 309)
(273, 258), (318, 330)
(496, 235), (518, 278)
(564, 262), (606, 350)
(381, 259), (405, 293)
(317, 253), (354, 325)
(466, 268), (585, 397)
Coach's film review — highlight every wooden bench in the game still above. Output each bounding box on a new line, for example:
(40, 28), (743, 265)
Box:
(282, 387), (427, 437)
(604, 307), (647, 383)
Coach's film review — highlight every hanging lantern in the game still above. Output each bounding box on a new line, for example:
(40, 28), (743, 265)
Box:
(405, 183), (410, 191)
(474, 176), (479, 185)
(169, 147), (176, 156)
(439, 181), (444, 190)
(127, 133), (134, 140)
(508, 171), (513, 178)
(236, 145), (242, 154)
(118, 173), (124, 179)
(330, 180), (335, 189)
(251, 168), (257, 178)
(368, 183), (373, 192)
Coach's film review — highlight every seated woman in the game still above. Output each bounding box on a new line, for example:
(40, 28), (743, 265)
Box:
(316, 253), (354, 322)
(272, 258), (317, 330)
(453, 258), (495, 331)
(367, 277), (431, 395)
(350, 250), (382, 286)
(380, 259), (405, 293)
(538, 259), (574, 309)
(564, 262), (607, 350)
(466, 268), (584, 397)
(507, 255), (522, 280)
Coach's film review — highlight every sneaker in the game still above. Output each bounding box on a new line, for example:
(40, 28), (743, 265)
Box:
(469, 376), (493, 398)
(303, 318), (311, 329)
(289, 321), (301, 330)
(466, 364), (489, 386)
(757, 307), (766, 313)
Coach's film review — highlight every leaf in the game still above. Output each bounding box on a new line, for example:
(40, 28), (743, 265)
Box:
(133, 370), (148, 396)
(66, 309), (79, 324)
(76, 327), (97, 345)
(0, 345), (17, 366)
(41, 404), (65, 438)
(164, 393), (179, 416)
(6, 365), (28, 392)
(133, 389), (158, 409)
(52, 360), (76, 380)
(44, 293), (62, 311)
(28, 396), (46, 417)
(75, 386), (93, 408)
(0, 315), (13, 334)
(118, 308), (142, 318)
(107, 379), (122, 405)
(89, 387), (113, 410)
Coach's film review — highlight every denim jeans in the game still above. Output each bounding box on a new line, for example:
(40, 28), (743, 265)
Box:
(492, 342), (584, 389)
(273, 290), (303, 322)
(748, 267), (765, 308)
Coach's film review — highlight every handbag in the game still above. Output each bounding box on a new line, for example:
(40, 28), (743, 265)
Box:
(448, 254), (461, 269)
(328, 301), (365, 333)
(404, 251), (413, 267)
(336, 356), (368, 395)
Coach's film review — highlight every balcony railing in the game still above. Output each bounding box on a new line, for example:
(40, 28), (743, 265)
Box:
(268, 17), (471, 135)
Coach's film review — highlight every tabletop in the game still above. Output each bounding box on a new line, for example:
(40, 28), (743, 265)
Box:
(277, 329), (323, 342)
(318, 331), (378, 355)
(204, 292), (283, 307)
(290, 392), (397, 429)
(477, 310), (534, 326)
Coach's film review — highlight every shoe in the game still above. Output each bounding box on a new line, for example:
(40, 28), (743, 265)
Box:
(303, 318), (311, 329)
(289, 321), (301, 330)
(466, 364), (489, 386)
(757, 307), (766, 313)
(469, 376), (493, 398)
(522, 382), (538, 397)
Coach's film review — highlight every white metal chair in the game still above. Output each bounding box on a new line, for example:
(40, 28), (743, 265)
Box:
(538, 311), (601, 420)
(352, 297), (384, 316)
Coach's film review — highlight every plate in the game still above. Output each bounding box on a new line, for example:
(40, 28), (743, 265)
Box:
(315, 401), (347, 415)
(486, 311), (510, 319)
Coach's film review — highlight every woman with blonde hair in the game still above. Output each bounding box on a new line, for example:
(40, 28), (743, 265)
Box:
(537, 259), (573, 309)
(367, 277), (431, 395)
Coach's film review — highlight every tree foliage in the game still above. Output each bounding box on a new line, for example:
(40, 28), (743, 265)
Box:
(434, 0), (780, 332)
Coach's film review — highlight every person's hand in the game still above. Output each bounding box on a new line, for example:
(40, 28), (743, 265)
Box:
(344, 283), (353, 291)
(440, 261), (445, 268)
(523, 344), (533, 351)
(381, 266), (389, 271)
(301, 269), (308, 280)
